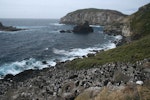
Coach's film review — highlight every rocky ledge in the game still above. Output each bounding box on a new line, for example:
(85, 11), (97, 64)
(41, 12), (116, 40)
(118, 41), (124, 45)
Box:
(0, 58), (149, 100)
(0, 22), (24, 31)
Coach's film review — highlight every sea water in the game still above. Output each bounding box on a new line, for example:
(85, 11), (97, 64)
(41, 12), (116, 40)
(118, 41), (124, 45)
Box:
(0, 19), (121, 78)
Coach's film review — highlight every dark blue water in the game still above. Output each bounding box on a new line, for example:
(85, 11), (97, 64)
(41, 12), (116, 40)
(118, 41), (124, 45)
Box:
(0, 19), (121, 78)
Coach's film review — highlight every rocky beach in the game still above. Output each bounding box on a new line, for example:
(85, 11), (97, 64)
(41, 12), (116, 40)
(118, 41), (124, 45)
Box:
(0, 58), (150, 100)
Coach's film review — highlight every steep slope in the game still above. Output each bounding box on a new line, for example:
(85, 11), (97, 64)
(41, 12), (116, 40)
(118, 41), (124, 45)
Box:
(122, 3), (150, 40)
(60, 8), (127, 25)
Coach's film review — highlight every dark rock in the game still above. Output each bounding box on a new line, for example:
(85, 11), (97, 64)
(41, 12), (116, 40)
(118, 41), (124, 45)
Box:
(0, 22), (3, 27)
(103, 80), (109, 86)
(73, 21), (93, 33)
(42, 61), (47, 64)
(68, 75), (78, 79)
(60, 30), (66, 33)
(0, 22), (24, 31)
(87, 53), (95, 57)
(3, 74), (14, 81)
(13, 69), (40, 82)
(60, 30), (72, 33)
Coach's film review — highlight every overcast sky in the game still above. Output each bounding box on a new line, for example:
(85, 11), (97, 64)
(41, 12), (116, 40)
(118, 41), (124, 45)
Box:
(0, 0), (149, 19)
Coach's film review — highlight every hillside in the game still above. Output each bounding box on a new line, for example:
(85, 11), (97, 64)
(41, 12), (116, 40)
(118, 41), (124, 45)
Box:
(130, 3), (150, 38)
(60, 8), (127, 25)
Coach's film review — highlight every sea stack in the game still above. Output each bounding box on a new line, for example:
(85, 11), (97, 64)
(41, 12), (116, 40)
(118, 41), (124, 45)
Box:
(73, 21), (93, 33)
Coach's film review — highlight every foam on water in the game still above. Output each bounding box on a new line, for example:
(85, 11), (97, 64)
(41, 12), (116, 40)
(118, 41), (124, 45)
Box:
(115, 35), (123, 40)
(90, 25), (101, 27)
(0, 58), (56, 78)
(53, 41), (116, 61)
(51, 23), (65, 26)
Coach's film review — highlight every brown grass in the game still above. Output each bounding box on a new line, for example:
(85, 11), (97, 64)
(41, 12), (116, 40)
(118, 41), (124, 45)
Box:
(75, 84), (150, 100)
(95, 85), (150, 100)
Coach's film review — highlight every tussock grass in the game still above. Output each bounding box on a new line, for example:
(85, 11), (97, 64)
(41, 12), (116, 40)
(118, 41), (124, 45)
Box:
(75, 84), (150, 100)
(95, 85), (150, 100)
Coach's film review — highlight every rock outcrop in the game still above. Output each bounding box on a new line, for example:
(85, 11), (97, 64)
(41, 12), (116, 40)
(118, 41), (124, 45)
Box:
(60, 8), (127, 25)
(60, 21), (93, 34)
(73, 21), (93, 33)
(0, 22), (23, 31)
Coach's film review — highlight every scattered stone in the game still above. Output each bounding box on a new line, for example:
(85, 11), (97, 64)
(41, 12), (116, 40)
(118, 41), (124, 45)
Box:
(0, 58), (149, 100)
(68, 75), (78, 79)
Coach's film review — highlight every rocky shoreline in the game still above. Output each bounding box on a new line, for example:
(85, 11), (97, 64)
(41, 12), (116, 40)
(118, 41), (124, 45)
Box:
(0, 22), (24, 31)
(0, 58), (149, 100)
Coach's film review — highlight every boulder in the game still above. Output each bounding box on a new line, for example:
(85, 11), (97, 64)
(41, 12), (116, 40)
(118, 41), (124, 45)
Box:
(73, 21), (93, 33)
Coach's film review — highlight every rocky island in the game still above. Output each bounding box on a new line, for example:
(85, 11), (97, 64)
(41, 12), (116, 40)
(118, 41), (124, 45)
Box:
(0, 22), (23, 31)
(60, 21), (94, 33)
(0, 3), (150, 100)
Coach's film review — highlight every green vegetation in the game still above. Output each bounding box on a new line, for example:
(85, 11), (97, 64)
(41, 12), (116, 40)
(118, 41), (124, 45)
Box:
(130, 3), (150, 39)
(66, 35), (150, 69)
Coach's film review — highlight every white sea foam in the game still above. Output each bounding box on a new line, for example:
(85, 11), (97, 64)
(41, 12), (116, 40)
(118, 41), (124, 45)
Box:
(53, 42), (116, 62)
(115, 35), (123, 40)
(90, 25), (101, 27)
(0, 58), (56, 78)
(52, 23), (65, 26)
(44, 48), (49, 51)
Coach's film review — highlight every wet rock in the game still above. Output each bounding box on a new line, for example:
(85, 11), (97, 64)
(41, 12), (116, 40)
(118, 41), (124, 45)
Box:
(60, 30), (72, 33)
(3, 74), (14, 81)
(42, 61), (47, 64)
(60, 30), (66, 33)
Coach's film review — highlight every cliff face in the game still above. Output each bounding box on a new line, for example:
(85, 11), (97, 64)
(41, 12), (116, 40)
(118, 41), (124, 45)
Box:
(103, 3), (150, 41)
(122, 3), (150, 40)
(60, 8), (127, 25)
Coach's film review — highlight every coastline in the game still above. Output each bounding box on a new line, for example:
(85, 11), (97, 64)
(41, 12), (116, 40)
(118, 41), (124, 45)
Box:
(0, 3), (150, 99)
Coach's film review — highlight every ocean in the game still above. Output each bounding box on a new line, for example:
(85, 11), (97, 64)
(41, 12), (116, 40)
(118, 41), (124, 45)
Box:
(0, 18), (122, 78)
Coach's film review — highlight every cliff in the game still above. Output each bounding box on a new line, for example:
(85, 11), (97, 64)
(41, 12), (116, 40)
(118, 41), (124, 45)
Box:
(122, 3), (150, 40)
(60, 8), (127, 25)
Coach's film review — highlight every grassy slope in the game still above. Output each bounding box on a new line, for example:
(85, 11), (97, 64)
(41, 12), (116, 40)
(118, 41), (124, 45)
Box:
(66, 35), (150, 69)
(130, 3), (150, 39)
